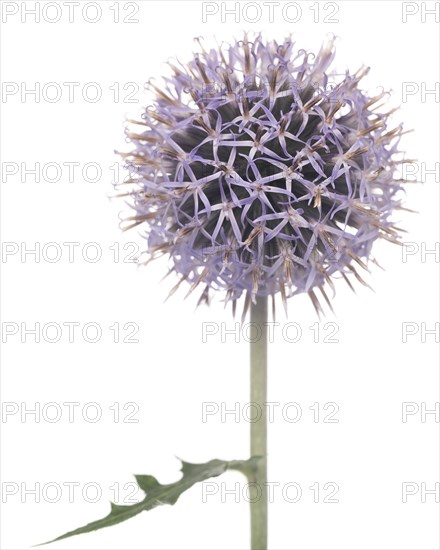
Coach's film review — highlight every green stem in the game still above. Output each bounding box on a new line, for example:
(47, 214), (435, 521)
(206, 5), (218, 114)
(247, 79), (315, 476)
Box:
(250, 296), (268, 550)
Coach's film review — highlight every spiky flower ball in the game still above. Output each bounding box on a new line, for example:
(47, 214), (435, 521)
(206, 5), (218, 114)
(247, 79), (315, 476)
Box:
(120, 34), (406, 313)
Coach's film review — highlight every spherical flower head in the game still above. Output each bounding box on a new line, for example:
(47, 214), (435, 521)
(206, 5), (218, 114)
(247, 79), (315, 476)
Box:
(120, 34), (406, 314)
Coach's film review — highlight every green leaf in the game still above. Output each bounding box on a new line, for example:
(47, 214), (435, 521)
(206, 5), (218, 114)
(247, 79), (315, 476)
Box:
(38, 457), (254, 546)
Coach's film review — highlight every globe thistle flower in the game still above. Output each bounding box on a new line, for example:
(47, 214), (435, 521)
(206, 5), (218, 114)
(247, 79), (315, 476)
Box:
(42, 34), (412, 550)
(119, 33), (406, 315)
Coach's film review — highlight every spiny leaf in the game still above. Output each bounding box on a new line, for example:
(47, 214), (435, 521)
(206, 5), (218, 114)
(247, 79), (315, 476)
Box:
(38, 457), (253, 546)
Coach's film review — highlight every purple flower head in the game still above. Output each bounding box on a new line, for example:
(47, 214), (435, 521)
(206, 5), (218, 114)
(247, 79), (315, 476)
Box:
(120, 34), (406, 314)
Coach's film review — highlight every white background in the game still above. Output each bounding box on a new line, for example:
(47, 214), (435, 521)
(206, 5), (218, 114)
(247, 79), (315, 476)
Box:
(1, 1), (439, 549)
